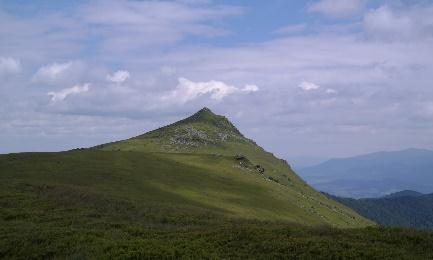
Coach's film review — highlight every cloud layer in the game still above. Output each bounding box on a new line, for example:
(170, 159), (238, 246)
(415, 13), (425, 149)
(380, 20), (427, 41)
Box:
(1, 0), (433, 160)
(309, 0), (366, 18)
(364, 5), (433, 41)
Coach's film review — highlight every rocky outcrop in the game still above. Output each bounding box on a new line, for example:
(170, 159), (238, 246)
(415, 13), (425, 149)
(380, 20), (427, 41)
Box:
(234, 154), (253, 168)
(255, 165), (265, 174)
(167, 126), (245, 148)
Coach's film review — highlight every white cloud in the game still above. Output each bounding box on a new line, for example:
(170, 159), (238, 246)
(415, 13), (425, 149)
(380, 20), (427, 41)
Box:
(33, 62), (73, 82)
(0, 57), (21, 74)
(3, 0), (433, 158)
(47, 83), (90, 102)
(79, 0), (243, 53)
(161, 77), (258, 104)
(326, 88), (338, 94)
(298, 81), (321, 91)
(364, 6), (413, 41)
(309, 0), (367, 18)
(363, 5), (433, 41)
(106, 70), (130, 84)
(242, 84), (259, 92)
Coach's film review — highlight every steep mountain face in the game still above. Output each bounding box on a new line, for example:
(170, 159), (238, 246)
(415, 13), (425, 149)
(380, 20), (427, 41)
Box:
(328, 191), (433, 229)
(92, 107), (372, 227)
(297, 149), (433, 198)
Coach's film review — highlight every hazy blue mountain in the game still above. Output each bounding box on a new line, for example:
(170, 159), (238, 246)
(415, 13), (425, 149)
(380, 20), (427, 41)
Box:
(297, 148), (433, 198)
(382, 190), (424, 199)
(287, 155), (329, 169)
(327, 191), (433, 229)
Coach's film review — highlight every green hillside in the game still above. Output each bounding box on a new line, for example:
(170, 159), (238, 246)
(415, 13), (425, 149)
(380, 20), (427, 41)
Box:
(94, 107), (372, 227)
(2, 108), (433, 258)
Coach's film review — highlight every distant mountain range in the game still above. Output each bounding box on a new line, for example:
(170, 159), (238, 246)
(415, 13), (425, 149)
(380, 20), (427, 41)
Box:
(328, 190), (433, 229)
(381, 190), (424, 199)
(297, 148), (433, 198)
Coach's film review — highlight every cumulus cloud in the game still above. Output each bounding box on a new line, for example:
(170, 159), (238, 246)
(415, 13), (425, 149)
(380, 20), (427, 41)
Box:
(298, 81), (321, 91)
(47, 83), (90, 102)
(32, 62), (73, 82)
(161, 78), (258, 104)
(106, 70), (130, 84)
(309, 0), (367, 18)
(0, 57), (21, 74)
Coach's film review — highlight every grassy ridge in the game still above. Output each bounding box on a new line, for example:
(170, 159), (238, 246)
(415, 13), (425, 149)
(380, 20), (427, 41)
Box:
(0, 150), (371, 227)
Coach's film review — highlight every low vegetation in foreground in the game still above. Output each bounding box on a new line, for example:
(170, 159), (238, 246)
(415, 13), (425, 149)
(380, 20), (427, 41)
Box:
(1, 181), (433, 259)
(1, 108), (432, 259)
(1, 150), (433, 259)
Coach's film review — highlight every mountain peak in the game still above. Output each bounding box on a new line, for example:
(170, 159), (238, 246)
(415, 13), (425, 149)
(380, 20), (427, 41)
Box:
(188, 107), (218, 121)
(132, 107), (245, 148)
(198, 107), (213, 114)
(176, 107), (241, 135)
(186, 107), (223, 123)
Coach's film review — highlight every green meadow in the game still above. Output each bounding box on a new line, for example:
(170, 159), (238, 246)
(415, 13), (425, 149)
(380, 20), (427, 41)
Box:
(1, 108), (432, 259)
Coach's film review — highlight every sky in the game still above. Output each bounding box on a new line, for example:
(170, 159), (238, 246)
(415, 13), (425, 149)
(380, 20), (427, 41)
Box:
(1, 0), (433, 166)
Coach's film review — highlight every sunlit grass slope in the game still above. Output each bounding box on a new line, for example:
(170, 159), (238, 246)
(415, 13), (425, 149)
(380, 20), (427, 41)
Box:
(94, 107), (373, 228)
(4, 108), (433, 259)
(0, 150), (370, 227)
(2, 151), (433, 259)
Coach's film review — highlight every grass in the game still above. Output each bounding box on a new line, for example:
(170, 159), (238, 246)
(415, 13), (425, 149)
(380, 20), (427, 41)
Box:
(2, 108), (429, 258)
(95, 108), (374, 228)
(0, 150), (371, 227)
(0, 150), (432, 259)
(1, 178), (433, 259)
